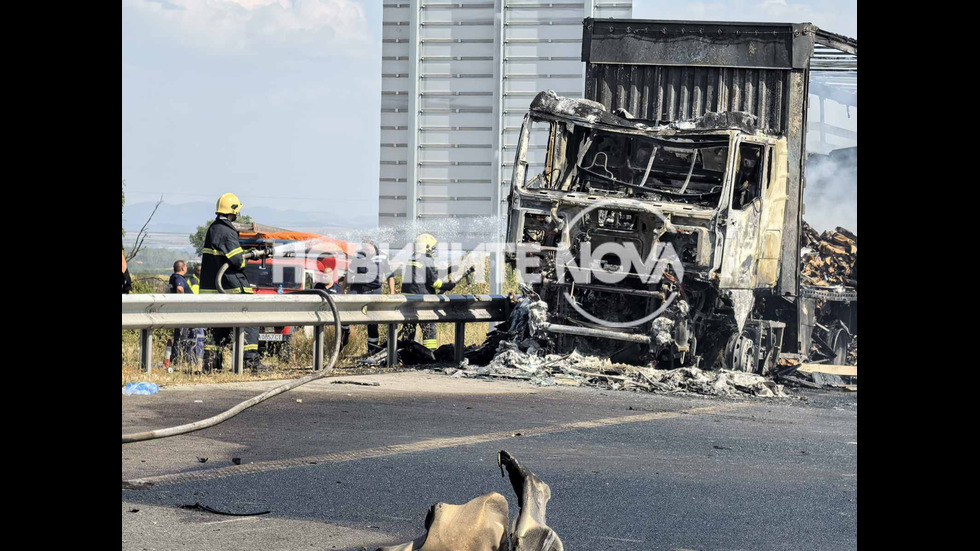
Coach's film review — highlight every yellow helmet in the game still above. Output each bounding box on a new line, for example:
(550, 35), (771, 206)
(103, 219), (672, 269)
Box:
(216, 193), (243, 215)
(414, 233), (438, 255)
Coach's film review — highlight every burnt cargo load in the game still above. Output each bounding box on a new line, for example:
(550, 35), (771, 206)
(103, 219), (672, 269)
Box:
(504, 19), (856, 374)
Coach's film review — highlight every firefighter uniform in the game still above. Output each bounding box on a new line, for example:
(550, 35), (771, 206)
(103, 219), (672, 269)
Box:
(348, 246), (394, 353)
(199, 214), (260, 372)
(400, 235), (457, 351)
(187, 271), (200, 294)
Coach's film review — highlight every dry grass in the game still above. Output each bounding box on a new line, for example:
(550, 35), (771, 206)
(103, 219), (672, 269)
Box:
(121, 261), (520, 386)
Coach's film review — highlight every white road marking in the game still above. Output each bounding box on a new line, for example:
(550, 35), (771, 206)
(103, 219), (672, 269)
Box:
(124, 402), (752, 487)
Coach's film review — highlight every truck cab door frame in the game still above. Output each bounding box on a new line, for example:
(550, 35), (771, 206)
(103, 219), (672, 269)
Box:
(718, 135), (771, 289)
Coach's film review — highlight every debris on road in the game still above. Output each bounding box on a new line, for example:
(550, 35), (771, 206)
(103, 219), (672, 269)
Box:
(444, 298), (787, 398)
(357, 296), (786, 399)
(779, 368), (856, 391)
(377, 451), (562, 551)
(179, 502), (270, 517)
(450, 345), (788, 398)
(197, 457), (208, 463)
(122, 382), (159, 395)
(331, 380), (381, 387)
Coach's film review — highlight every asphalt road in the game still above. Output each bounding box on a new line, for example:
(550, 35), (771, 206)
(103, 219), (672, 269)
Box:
(121, 372), (857, 550)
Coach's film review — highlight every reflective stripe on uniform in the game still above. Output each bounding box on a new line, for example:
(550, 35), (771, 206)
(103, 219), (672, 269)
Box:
(198, 287), (254, 294)
(367, 337), (379, 343)
(204, 247), (244, 258)
(204, 345), (219, 351)
(244, 344), (258, 351)
(432, 279), (443, 290)
(423, 339), (438, 350)
(408, 261), (423, 268)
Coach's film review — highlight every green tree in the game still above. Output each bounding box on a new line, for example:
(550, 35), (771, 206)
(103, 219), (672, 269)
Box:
(189, 214), (254, 256)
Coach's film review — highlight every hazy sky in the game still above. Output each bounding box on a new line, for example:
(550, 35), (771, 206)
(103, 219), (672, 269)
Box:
(122, 0), (857, 220)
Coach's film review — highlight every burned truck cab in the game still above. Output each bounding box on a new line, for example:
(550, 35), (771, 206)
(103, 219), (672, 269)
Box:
(505, 91), (788, 371)
(500, 19), (857, 373)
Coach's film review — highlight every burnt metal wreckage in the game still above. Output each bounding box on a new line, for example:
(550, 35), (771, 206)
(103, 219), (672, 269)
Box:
(497, 19), (857, 378)
(365, 19), (857, 391)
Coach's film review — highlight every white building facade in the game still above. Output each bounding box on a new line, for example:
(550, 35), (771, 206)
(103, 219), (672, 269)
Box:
(378, 1), (632, 250)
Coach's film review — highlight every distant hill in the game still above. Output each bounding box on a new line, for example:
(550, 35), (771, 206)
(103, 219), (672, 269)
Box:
(122, 201), (376, 237)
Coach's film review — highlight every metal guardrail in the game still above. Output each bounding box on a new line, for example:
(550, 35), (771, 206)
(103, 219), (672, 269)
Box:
(123, 294), (511, 374)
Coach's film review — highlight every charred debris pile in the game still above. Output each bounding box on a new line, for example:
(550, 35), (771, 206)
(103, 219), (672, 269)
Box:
(797, 222), (858, 368)
(411, 297), (788, 399)
(801, 222), (857, 288)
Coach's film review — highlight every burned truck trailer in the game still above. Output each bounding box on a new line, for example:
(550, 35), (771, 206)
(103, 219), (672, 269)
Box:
(503, 19), (857, 373)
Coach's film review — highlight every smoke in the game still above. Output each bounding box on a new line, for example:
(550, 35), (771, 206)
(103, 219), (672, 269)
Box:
(804, 147), (857, 233)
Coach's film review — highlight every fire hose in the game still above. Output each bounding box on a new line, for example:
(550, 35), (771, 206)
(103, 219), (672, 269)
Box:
(121, 288), (342, 444)
(214, 246), (272, 295)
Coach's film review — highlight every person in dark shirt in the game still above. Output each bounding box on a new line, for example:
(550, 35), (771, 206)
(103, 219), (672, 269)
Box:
(168, 260), (194, 366)
(345, 240), (396, 354)
(168, 260), (190, 294)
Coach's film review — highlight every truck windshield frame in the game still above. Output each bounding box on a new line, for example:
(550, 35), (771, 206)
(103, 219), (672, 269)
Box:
(515, 114), (735, 209)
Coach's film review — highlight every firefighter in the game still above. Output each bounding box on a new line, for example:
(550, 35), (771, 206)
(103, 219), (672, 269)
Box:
(199, 193), (266, 373)
(187, 263), (201, 294)
(344, 240), (395, 354)
(399, 234), (473, 353)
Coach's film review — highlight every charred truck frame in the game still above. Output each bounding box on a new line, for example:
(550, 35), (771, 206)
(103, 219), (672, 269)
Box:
(504, 19), (857, 373)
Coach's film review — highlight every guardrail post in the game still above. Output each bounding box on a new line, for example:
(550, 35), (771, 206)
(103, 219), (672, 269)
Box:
(454, 322), (466, 365)
(387, 323), (398, 368)
(233, 327), (245, 375)
(140, 329), (153, 373)
(313, 325), (325, 371)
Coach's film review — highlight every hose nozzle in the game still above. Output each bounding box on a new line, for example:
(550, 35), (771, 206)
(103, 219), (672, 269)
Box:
(242, 247), (272, 260)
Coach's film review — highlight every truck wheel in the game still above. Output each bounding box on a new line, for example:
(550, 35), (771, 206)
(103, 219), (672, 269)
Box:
(830, 328), (851, 365)
(723, 332), (756, 373)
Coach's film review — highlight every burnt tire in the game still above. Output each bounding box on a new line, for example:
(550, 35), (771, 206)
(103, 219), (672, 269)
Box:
(830, 328), (850, 366)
